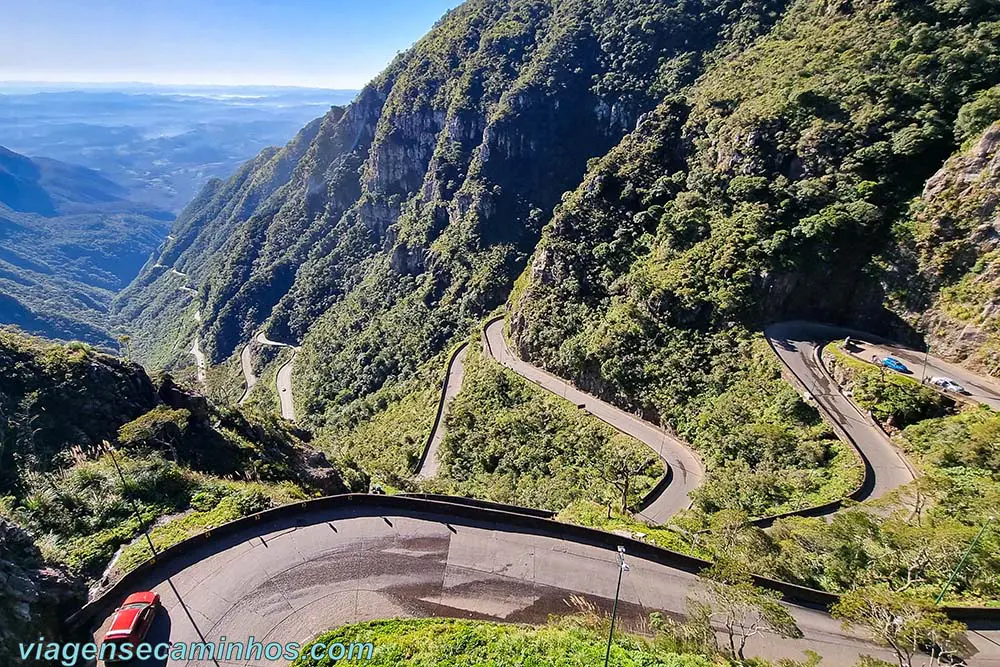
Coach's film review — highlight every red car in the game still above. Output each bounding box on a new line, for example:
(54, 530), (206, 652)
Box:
(102, 591), (160, 660)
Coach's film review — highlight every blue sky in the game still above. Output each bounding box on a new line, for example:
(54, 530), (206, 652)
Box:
(0, 0), (463, 88)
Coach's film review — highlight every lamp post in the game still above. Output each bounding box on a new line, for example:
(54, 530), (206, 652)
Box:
(936, 516), (994, 604)
(604, 546), (630, 667)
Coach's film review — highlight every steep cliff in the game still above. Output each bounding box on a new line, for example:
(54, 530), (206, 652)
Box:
(509, 0), (1000, 431)
(114, 0), (789, 425)
(894, 120), (1000, 376)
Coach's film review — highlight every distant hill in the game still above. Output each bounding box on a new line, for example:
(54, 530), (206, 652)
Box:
(0, 86), (358, 212)
(0, 146), (173, 346)
(0, 145), (126, 215)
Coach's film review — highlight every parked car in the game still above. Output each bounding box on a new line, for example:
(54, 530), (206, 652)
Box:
(931, 376), (966, 394)
(882, 357), (909, 373)
(102, 591), (160, 660)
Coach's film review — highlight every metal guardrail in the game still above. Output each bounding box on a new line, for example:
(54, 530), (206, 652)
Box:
(481, 315), (681, 517)
(748, 338), (873, 528)
(66, 493), (1000, 631)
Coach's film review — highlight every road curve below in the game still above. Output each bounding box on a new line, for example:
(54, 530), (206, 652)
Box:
(416, 345), (469, 479)
(765, 321), (915, 502)
(483, 319), (704, 524)
(86, 503), (923, 667)
(237, 340), (258, 405)
(244, 332), (298, 421)
(189, 338), (207, 385)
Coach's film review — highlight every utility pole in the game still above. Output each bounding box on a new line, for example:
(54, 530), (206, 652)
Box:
(921, 341), (930, 384)
(604, 546), (630, 667)
(101, 440), (159, 561)
(936, 517), (994, 604)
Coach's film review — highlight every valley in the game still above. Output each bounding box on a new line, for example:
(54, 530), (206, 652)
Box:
(3, 0), (1000, 665)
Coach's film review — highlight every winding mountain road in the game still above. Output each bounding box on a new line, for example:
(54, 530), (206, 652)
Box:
(415, 345), (468, 479)
(765, 321), (917, 502)
(86, 502), (958, 667)
(841, 338), (1000, 410)
(484, 319), (704, 524)
(83, 320), (1000, 666)
(239, 332), (299, 420)
(189, 338), (206, 385)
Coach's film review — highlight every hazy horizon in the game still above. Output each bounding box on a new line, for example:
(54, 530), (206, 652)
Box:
(2, 0), (463, 89)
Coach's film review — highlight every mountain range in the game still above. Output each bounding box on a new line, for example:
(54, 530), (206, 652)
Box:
(117, 0), (999, 425)
(3, 0), (1000, 662)
(0, 146), (172, 346)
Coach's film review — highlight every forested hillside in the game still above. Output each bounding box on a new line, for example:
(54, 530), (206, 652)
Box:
(113, 0), (999, 520)
(0, 146), (173, 346)
(0, 330), (366, 660)
(115, 0), (789, 408)
(510, 0), (999, 473)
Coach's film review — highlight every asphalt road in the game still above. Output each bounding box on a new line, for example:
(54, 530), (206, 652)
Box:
(275, 353), (297, 422)
(484, 319), (704, 524)
(245, 332), (298, 421)
(765, 321), (915, 501)
(82, 321), (1000, 667)
(416, 345), (468, 479)
(844, 340), (1000, 411)
(237, 340), (257, 405)
(189, 338), (206, 386)
(89, 506), (935, 667)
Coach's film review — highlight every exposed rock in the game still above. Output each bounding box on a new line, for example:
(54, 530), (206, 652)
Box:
(0, 519), (83, 663)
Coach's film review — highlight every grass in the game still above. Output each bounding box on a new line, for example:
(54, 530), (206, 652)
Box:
(557, 500), (707, 556)
(289, 617), (727, 667)
(426, 341), (663, 512)
(825, 345), (952, 428)
(108, 479), (306, 578)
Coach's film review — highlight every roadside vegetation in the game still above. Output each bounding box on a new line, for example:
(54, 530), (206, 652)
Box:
(290, 607), (800, 667)
(824, 346), (953, 429)
(292, 575), (970, 667)
(423, 341), (663, 511)
(0, 329), (367, 589)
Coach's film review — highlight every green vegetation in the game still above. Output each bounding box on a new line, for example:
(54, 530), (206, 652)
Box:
(291, 617), (725, 667)
(314, 358), (442, 487)
(955, 87), (1000, 145)
(557, 500), (709, 556)
(833, 586), (968, 667)
(510, 0), (999, 522)
(0, 329), (366, 581)
(115, 0), (790, 412)
(424, 341), (662, 511)
(899, 405), (1000, 471)
(0, 146), (172, 346)
(112, 0), (998, 529)
(895, 118), (1000, 377)
(112, 478), (305, 575)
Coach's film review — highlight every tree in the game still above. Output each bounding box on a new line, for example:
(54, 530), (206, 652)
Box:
(695, 563), (802, 661)
(832, 586), (968, 667)
(117, 334), (132, 361)
(602, 437), (656, 512)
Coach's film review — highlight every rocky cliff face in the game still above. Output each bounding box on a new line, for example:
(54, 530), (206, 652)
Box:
(0, 519), (82, 665)
(509, 0), (1000, 419)
(899, 122), (1000, 376)
(115, 0), (789, 426)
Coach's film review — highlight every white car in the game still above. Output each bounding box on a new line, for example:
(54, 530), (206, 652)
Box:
(930, 377), (966, 394)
